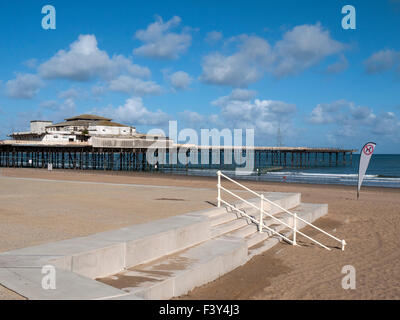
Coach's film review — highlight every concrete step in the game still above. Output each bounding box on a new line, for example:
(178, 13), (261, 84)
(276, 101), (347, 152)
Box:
(210, 206), (257, 227)
(248, 228), (293, 259)
(210, 211), (240, 226)
(227, 223), (259, 239)
(245, 223), (287, 248)
(261, 192), (301, 215)
(99, 201), (325, 300)
(0, 265), (129, 300)
(97, 237), (248, 300)
(225, 213), (286, 240)
(210, 192), (301, 228)
(210, 215), (254, 238)
(221, 202), (328, 251)
(97, 202), (328, 300)
(201, 197), (257, 219)
(212, 192), (301, 225)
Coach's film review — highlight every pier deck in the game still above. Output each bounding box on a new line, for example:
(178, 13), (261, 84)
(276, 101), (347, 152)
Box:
(0, 140), (356, 170)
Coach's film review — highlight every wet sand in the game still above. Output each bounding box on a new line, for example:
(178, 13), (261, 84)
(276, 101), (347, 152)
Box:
(1, 168), (399, 300)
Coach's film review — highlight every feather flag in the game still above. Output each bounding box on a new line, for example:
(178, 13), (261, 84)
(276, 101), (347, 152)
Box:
(357, 142), (376, 199)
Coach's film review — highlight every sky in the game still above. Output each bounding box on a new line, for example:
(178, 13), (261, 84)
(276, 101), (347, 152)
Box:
(0, 0), (399, 153)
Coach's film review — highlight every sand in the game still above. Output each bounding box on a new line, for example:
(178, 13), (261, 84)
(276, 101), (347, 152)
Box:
(0, 168), (399, 300)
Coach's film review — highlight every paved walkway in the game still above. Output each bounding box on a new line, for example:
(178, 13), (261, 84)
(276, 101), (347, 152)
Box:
(0, 175), (243, 253)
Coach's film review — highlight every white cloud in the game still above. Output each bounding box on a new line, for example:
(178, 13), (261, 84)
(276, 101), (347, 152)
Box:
(176, 90), (297, 145)
(306, 99), (400, 143)
(111, 55), (151, 78)
(39, 34), (150, 81)
(22, 58), (38, 69)
(179, 110), (205, 123)
(212, 88), (257, 106)
(205, 31), (223, 44)
(108, 75), (162, 95)
(273, 23), (344, 77)
(333, 110), (400, 143)
(96, 97), (169, 126)
(39, 100), (59, 110)
(200, 23), (345, 86)
(200, 35), (273, 87)
(308, 100), (376, 125)
(178, 110), (225, 129)
(91, 85), (106, 96)
(212, 89), (297, 137)
(309, 100), (349, 124)
(364, 49), (400, 74)
(37, 97), (77, 123)
(170, 71), (192, 90)
(58, 88), (81, 100)
(325, 55), (349, 74)
(57, 98), (76, 114)
(5, 73), (44, 99)
(372, 111), (400, 136)
(41, 98), (76, 112)
(220, 99), (296, 131)
(133, 16), (192, 59)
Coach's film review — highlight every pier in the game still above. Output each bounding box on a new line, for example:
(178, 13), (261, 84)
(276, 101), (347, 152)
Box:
(0, 114), (357, 172)
(0, 141), (356, 171)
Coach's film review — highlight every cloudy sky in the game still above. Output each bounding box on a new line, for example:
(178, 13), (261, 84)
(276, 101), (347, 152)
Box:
(0, 0), (399, 153)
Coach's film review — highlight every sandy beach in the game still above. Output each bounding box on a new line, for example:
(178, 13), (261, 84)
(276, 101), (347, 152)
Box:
(0, 168), (399, 300)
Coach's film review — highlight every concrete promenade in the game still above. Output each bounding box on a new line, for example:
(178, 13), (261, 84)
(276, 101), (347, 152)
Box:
(0, 172), (249, 299)
(2, 169), (398, 300)
(0, 174), (248, 253)
(0, 183), (328, 299)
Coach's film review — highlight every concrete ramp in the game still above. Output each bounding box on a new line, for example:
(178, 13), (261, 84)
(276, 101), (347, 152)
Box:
(0, 192), (330, 300)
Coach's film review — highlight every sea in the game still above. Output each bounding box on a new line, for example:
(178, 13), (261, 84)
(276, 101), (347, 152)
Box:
(3, 151), (399, 188)
(170, 154), (400, 189)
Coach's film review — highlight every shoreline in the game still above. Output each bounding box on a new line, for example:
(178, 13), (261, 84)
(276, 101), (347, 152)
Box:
(1, 167), (398, 193)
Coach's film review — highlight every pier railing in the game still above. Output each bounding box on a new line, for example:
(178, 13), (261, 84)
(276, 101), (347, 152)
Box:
(217, 171), (346, 251)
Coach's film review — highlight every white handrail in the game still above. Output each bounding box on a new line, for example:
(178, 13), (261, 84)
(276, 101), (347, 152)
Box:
(262, 193), (344, 245)
(220, 186), (295, 232)
(219, 199), (294, 245)
(217, 170), (346, 251)
(220, 185), (332, 251)
(219, 172), (261, 198)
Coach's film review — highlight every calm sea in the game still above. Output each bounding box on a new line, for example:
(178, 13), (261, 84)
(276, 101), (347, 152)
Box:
(172, 154), (400, 188)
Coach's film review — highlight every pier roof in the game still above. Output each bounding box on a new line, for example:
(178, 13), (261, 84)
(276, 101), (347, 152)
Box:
(48, 120), (94, 127)
(46, 114), (131, 129)
(48, 118), (130, 128)
(94, 120), (129, 127)
(64, 114), (111, 121)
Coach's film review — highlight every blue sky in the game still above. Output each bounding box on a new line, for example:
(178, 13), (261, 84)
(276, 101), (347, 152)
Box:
(0, 0), (399, 153)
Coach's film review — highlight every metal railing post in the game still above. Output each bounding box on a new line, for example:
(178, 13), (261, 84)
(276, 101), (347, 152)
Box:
(217, 170), (221, 207)
(293, 212), (297, 246)
(259, 194), (264, 233)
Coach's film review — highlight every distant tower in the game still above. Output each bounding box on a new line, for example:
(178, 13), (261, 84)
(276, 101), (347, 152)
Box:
(276, 122), (283, 147)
